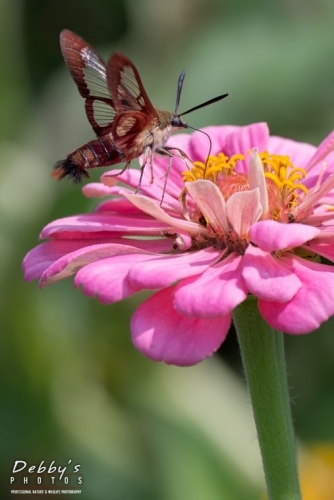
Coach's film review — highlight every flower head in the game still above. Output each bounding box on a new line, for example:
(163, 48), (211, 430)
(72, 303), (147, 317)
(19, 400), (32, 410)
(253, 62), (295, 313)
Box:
(23, 123), (334, 366)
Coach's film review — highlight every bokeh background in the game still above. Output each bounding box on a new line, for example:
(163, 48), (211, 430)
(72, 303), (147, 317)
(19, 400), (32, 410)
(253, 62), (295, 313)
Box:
(2, 0), (334, 498)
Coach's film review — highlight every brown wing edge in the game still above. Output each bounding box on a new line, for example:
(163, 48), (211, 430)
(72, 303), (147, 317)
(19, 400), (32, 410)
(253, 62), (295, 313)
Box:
(107, 52), (157, 116)
(60, 29), (107, 98)
(60, 29), (116, 136)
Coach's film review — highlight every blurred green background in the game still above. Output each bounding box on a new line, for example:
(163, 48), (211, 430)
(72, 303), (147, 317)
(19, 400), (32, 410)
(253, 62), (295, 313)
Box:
(1, 0), (334, 498)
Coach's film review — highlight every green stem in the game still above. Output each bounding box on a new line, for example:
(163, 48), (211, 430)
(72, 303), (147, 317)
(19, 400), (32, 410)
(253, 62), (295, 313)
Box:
(232, 298), (301, 500)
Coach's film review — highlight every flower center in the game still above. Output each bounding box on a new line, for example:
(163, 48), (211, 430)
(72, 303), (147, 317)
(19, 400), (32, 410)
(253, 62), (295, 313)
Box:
(182, 151), (309, 223)
(179, 150), (311, 253)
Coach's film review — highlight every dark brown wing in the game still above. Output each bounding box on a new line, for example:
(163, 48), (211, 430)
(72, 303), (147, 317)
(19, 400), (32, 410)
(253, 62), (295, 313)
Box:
(60, 29), (116, 135)
(111, 111), (157, 157)
(107, 52), (158, 117)
(106, 53), (159, 154)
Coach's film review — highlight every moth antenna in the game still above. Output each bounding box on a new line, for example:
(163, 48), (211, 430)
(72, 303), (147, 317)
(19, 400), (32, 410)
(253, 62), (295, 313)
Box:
(175, 71), (186, 113)
(187, 125), (213, 177)
(180, 93), (228, 117)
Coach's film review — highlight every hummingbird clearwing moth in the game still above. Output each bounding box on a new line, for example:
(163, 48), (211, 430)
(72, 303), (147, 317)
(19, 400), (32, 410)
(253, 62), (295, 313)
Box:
(52, 29), (228, 190)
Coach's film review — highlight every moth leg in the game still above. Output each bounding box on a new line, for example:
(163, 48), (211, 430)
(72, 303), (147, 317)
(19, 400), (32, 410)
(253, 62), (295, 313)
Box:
(136, 159), (148, 194)
(161, 146), (193, 170)
(136, 147), (153, 193)
(136, 162), (145, 193)
(107, 161), (131, 177)
(149, 153), (154, 184)
(155, 148), (176, 206)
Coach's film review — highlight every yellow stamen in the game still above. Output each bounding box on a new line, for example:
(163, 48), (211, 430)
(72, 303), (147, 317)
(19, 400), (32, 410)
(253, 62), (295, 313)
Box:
(265, 173), (308, 195)
(259, 152), (308, 194)
(182, 153), (245, 183)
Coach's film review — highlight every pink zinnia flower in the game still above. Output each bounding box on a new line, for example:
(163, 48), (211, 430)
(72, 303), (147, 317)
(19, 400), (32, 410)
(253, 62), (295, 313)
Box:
(23, 122), (334, 366)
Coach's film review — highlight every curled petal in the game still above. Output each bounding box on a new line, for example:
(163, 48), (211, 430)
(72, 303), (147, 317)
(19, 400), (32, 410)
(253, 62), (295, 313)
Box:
(23, 239), (97, 282)
(131, 286), (231, 366)
(174, 255), (247, 317)
(249, 220), (320, 252)
(242, 246), (301, 301)
(83, 182), (118, 198)
(307, 129), (334, 172)
(259, 255), (334, 333)
(226, 188), (262, 236)
(128, 248), (221, 289)
(101, 168), (141, 191)
(248, 149), (269, 217)
(186, 180), (228, 232)
(173, 230), (193, 250)
(123, 192), (208, 235)
(39, 241), (171, 286)
(74, 254), (153, 303)
(41, 213), (167, 239)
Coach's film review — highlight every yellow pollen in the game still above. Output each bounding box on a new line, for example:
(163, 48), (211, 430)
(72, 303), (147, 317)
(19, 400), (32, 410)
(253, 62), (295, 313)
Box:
(182, 153), (245, 183)
(260, 152), (308, 196)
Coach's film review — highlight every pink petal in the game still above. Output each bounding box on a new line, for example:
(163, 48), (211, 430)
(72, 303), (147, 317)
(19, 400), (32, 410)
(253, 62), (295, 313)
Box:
(145, 158), (185, 201)
(111, 163), (181, 207)
(307, 129), (334, 172)
(174, 230), (193, 250)
(100, 152), (184, 208)
(241, 246), (301, 301)
(82, 182), (118, 198)
(226, 189), (262, 236)
(268, 135), (315, 169)
(249, 220), (320, 252)
(41, 213), (168, 239)
(296, 174), (334, 220)
(39, 240), (172, 286)
(123, 192), (208, 235)
(259, 255), (334, 333)
(131, 286), (231, 366)
(101, 168), (171, 206)
(173, 255), (247, 317)
(189, 126), (239, 161)
(145, 136), (189, 185)
(306, 240), (334, 262)
(186, 181), (228, 232)
(314, 190), (334, 206)
(101, 167), (140, 190)
(23, 239), (98, 282)
(94, 198), (144, 215)
(74, 254), (154, 303)
(224, 123), (270, 174)
(128, 248), (221, 288)
(248, 149), (269, 217)
(158, 132), (194, 164)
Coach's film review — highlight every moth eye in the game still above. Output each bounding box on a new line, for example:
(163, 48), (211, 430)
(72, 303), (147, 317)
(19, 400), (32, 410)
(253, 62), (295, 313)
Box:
(116, 116), (137, 136)
(171, 116), (182, 127)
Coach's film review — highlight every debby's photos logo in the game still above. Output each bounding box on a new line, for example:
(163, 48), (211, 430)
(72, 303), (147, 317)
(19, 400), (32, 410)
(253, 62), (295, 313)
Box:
(9, 459), (83, 495)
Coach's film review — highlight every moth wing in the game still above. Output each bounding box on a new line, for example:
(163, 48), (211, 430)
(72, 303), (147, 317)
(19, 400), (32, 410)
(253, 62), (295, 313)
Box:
(107, 52), (158, 119)
(60, 29), (116, 135)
